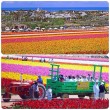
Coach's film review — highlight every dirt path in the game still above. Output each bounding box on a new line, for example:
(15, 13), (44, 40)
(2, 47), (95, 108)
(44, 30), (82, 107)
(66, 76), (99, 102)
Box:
(2, 30), (108, 37)
(1, 95), (21, 107)
(1, 29), (108, 35)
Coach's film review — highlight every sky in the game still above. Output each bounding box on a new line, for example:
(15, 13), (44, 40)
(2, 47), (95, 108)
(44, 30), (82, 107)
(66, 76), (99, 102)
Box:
(2, 1), (109, 8)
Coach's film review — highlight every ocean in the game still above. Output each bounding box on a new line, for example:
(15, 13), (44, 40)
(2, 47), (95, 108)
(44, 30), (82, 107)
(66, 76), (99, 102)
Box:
(2, 7), (109, 11)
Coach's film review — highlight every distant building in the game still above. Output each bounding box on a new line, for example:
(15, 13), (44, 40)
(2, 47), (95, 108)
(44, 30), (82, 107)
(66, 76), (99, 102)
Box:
(45, 13), (72, 18)
(13, 24), (28, 30)
(36, 8), (40, 12)
(80, 12), (87, 17)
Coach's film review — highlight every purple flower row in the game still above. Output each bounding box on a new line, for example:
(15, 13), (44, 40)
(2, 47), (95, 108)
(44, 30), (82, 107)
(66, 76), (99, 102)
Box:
(2, 63), (109, 82)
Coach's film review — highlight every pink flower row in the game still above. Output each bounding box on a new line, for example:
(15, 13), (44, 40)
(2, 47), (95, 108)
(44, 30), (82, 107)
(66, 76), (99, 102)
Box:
(2, 63), (109, 82)
(2, 33), (108, 43)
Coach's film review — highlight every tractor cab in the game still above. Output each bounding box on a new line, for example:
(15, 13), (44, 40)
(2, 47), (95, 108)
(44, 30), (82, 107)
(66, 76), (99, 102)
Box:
(46, 64), (106, 98)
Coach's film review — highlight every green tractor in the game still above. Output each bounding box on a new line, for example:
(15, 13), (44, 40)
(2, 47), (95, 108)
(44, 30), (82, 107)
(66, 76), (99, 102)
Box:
(46, 64), (108, 99)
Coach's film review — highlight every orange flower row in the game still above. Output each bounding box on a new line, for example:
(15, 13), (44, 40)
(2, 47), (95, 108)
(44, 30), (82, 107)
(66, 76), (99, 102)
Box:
(2, 37), (108, 54)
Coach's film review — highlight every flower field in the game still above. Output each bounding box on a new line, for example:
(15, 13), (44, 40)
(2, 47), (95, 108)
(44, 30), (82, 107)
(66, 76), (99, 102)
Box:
(1, 30), (108, 54)
(2, 99), (109, 109)
(1, 59), (109, 84)
(1, 58), (109, 109)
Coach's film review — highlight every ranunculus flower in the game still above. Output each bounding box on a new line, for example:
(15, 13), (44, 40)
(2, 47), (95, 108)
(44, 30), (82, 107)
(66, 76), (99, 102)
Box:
(4, 99), (108, 109)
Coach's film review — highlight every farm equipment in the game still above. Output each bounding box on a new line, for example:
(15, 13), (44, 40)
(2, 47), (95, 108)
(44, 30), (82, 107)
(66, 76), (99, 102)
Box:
(2, 64), (108, 102)
(46, 64), (107, 99)
(2, 80), (46, 102)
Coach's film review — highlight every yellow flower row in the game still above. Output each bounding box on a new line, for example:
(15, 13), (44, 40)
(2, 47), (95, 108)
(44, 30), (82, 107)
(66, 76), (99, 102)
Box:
(2, 59), (109, 73)
(2, 72), (50, 84)
(2, 72), (109, 88)
(2, 37), (108, 54)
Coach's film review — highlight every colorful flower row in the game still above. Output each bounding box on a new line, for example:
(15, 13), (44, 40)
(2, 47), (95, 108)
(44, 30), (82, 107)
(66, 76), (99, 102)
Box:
(1, 30), (107, 35)
(2, 65), (109, 83)
(2, 58), (109, 82)
(1, 59), (109, 73)
(2, 99), (109, 109)
(1, 72), (50, 84)
(2, 33), (108, 43)
(1, 71), (109, 90)
(2, 36), (108, 54)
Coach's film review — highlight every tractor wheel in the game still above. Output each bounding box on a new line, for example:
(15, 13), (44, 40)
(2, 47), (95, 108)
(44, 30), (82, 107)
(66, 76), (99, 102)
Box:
(78, 95), (85, 99)
(89, 93), (94, 99)
(38, 84), (46, 99)
(2, 93), (11, 102)
(61, 94), (69, 98)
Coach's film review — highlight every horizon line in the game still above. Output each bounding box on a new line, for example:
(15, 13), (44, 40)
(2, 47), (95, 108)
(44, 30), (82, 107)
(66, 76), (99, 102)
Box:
(2, 7), (109, 11)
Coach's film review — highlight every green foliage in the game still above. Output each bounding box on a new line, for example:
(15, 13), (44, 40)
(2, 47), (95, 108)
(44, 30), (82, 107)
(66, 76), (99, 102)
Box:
(2, 11), (108, 29)
(1, 88), (5, 94)
(21, 18), (65, 29)
(12, 105), (22, 109)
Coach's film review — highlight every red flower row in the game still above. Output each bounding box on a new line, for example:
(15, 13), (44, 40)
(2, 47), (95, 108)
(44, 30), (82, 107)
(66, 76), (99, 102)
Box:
(3, 99), (109, 109)
(2, 33), (108, 43)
